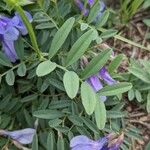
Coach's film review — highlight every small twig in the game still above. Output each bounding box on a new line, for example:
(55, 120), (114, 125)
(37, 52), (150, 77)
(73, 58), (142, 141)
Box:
(129, 120), (150, 130)
(128, 112), (145, 118)
(142, 27), (149, 46)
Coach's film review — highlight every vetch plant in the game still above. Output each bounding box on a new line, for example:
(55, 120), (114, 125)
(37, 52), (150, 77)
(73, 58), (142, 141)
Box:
(70, 132), (124, 150)
(0, 128), (36, 144)
(81, 55), (117, 102)
(0, 0), (147, 149)
(75, 0), (106, 21)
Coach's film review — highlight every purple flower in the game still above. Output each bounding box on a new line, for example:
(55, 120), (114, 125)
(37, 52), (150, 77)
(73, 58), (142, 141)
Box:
(95, 0), (105, 20)
(99, 67), (117, 85)
(70, 133), (124, 150)
(87, 75), (106, 101)
(74, 0), (89, 16)
(0, 11), (32, 62)
(0, 128), (36, 144)
(81, 56), (116, 101)
(86, 67), (116, 101)
(88, 0), (95, 6)
(11, 12), (33, 35)
(74, 0), (105, 18)
(2, 40), (18, 62)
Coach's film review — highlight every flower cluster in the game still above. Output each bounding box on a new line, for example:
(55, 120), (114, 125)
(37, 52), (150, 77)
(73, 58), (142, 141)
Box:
(87, 66), (117, 101)
(0, 11), (32, 62)
(74, 0), (105, 18)
(70, 133), (124, 150)
(81, 56), (117, 101)
(0, 128), (36, 144)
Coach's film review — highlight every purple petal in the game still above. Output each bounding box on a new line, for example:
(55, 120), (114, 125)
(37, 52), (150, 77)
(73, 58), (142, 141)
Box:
(74, 0), (84, 10)
(86, 75), (107, 101)
(94, 0), (106, 22)
(70, 135), (100, 150)
(108, 133), (124, 150)
(4, 26), (19, 41)
(0, 16), (11, 34)
(72, 145), (98, 150)
(88, 0), (95, 6)
(101, 145), (109, 150)
(99, 0), (106, 12)
(108, 144), (120, 150)
(70, 135), (108, 150)
(96, 136), (109, 150)
(99, 67), (117, 85)
(2, 40), (18, 62)
(87, 75), (103, 92)
(14, 11), (33, 23)
(70, 135), (93, 148)
(0, 25), (5, 34)
(0, 16), (11, 25)
(11, 11), (33, 35)
(1, 128), (36, 144)
(74, 0), (89, 16)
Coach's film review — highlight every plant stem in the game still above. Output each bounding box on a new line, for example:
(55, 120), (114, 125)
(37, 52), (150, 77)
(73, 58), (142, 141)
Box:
(97, 27), (150, 52)
(14, 4), (44, 60)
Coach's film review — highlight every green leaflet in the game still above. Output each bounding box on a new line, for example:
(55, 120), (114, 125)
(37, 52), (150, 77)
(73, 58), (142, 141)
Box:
(107, 111), (127, 118)
(15, 38), (24, 60)
(0, 52), (12, 67)
(81, 117), (99, 133)
(47, 131), (55, 150)
(96, 10), (110, 28)
(87, 1), (100, 23)
(128, 89), (135, 101)
(68, 115), (83, 126)
(49, 17), (75, 58)
(143, 19), (150, 27)
(98, 82), (132, 96)
(94, 99), (106, 129)
(81, 82), (97, 115)
(32, 134), (38, 150)
(57, 137), (65, 150)
(128, 66), (150, 83)
(145, 140), (150, 150)
(36, 60), (56, 77)
(33, 109), (64, 119)
(65, 29), (96, 67)
(135, 90), (143, 102)
(5, 70), (15, 86)
(63, 71), (79, 99)
(100, 29), (118, 39)
(108, 54), (125, 73)
(80, 49), (112, 79)
(147, 92), (150, 113)
(17, 63), (26, 77)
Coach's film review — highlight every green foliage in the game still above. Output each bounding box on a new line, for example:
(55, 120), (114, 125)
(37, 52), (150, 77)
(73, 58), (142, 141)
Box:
(81, 82), (97, 115)
(65, 29), (96, 66)
(96, 10), (110, 28)
(80, 48), (112, 79)
(94, 99), (106, 129)
(63, 71), (79, 99)
(127, 59), (150, 112)
(32, 134), (38, 150)
(49, 17), (75, 58)
(120, 0), (144, 24)
(0, 0), (146, 149)
(98, 82), (132, 96)
(143, 0), (150, 8)
(87, 1), (100, 23)
(36, 60), (57, 77)
(145, 140), (150, 150)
